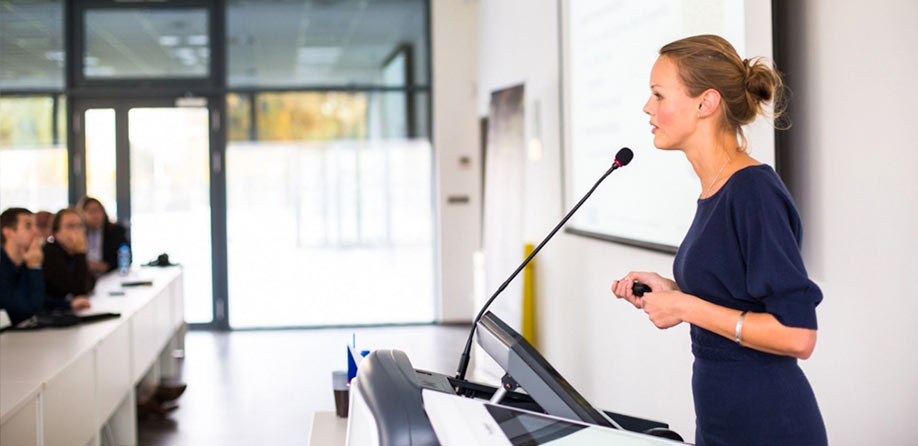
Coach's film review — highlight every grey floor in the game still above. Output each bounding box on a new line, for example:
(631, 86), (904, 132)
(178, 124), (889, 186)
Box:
(137, 324), (469, 445)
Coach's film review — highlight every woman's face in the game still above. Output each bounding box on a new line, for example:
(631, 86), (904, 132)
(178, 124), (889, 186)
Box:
(643, 56), (700, 150)
(55, 212), (84, 248)
(84, 202), (105, 229)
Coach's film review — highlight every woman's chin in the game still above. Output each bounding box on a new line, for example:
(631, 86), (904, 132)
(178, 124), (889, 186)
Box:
(652, 138), (677, 151)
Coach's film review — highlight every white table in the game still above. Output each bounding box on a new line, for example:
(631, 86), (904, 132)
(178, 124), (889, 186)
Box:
(0, 266), (184, 446)
(308, 411), (348, 446)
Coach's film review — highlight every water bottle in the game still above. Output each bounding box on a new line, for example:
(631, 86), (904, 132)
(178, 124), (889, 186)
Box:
(117, 244), (131, 275)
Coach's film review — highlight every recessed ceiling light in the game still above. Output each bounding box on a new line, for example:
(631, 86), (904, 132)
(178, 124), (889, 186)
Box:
(187, 35), (208, 46)
(173, 47), (195, 58)
(45, 51), (65, 62)
(297, 47), (341, 65)
(159, 35), (180, 46)
(85, 66), (115, 76)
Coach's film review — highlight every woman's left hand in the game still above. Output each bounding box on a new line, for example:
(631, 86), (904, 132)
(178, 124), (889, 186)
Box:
(641, 290), (691, 329)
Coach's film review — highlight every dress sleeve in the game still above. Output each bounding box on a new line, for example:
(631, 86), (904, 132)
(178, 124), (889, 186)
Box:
(733, 179), (822, 329)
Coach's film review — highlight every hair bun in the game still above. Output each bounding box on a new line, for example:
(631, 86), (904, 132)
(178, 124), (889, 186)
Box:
(743, 57), (775, 105)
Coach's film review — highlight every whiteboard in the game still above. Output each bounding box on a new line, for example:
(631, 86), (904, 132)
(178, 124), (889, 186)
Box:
(560, 0), (776, 251)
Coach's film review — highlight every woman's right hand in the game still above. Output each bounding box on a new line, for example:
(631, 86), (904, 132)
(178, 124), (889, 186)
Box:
(88, 260), (109, 274)
(611, 271), (679, 309)
(70, 231), (87, 254)
(70, 296), (91, 311)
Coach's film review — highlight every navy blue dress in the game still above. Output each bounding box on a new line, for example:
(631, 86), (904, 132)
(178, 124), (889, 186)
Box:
(673, 164), (827, 446)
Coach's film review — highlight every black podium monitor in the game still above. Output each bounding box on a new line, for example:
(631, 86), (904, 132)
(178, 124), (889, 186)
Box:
(475, 311), (615, 428)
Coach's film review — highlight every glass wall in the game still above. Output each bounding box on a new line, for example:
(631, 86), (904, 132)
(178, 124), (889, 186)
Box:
(224, 0), (432, 328)
(83, 8), (210, 79)
(1, 0), (432, 328)
(130, 107), (213, 323)
(0, 0), (65, 90)
(0, 96), (68, 212)
(0, 0), (66, 212)
(225, 91), (433, 327)
(226, 0), (428, 88)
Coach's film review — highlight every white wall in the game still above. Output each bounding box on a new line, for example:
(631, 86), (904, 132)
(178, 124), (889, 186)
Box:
(431, 0), (480, 323)
(475, 0), (918, 444)
(775, 1), (918, 444)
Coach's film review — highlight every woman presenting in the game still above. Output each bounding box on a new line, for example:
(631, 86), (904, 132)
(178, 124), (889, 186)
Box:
(611, 35), (826, 445)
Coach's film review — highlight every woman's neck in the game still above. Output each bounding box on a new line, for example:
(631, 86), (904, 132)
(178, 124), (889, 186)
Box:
(682, 130), (744, 198)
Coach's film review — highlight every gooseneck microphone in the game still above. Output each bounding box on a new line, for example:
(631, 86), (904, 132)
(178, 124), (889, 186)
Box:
(455, 147), (634, 382)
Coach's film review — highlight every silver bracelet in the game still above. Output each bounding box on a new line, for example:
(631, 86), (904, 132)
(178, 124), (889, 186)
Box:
(734, 311), (748, 345)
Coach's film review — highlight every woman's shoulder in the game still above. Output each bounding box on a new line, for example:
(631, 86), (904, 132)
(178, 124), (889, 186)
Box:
(724, 164), (799, 218)
(726, 164), (787, 198)
(42, 238), (62, 253)
(41, 239), (68, 260)
(104, 222), (127, 237)
(729, 162), (776, 183)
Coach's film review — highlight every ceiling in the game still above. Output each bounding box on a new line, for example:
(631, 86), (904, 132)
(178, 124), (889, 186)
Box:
(0, 0), (428, 90)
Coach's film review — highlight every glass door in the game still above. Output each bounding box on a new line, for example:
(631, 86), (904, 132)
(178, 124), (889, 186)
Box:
(84, 108), (117, 215)
(128, 107), (214, 324)
(75, 98), (222, 325)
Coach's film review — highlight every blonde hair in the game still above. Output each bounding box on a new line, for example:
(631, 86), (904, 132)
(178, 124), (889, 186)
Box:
(659, 34), (788, 150)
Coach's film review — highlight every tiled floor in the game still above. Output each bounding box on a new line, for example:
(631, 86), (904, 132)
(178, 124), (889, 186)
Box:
(138, 325), (469, 445)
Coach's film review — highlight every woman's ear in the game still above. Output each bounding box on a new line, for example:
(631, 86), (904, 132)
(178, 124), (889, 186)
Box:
(697, 89), (722, 119)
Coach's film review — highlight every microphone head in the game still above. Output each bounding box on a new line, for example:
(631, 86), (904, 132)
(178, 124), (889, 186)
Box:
(615, 147), (634, 166)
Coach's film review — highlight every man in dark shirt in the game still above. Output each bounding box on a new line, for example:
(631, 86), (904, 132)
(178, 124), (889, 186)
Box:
(42, 209), (92, 311)
(0, 208), (46, 325)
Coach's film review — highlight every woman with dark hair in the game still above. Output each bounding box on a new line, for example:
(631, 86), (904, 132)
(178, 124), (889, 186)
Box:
(610, 35), (826, 445)
(80, 197), (129, 275)
(42, 209), (92, 311)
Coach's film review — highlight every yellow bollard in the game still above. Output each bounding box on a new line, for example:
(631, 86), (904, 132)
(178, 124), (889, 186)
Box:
(521, 243), (536, 347)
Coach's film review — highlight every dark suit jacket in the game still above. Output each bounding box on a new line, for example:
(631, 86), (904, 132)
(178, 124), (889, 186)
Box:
(0, 248), (45, 325)
(98, 223), (129, 273)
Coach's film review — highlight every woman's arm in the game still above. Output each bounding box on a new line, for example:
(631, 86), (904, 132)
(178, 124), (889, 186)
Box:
(643, 291), (817, 359)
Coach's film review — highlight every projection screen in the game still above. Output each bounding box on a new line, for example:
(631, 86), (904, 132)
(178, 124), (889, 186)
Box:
(560, 0), (776, 252)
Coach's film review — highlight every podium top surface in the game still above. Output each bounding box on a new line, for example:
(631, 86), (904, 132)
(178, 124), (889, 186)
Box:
(423, 389), (683, 446)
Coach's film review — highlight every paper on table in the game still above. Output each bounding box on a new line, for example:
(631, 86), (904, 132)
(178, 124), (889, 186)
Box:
(74, 300), (122, 317)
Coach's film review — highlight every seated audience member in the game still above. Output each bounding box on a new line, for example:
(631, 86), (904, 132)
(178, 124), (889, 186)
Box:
(81, 197), (129, 275)
(0, 208), (46, 324)
(42, 209), (92, 311)
(34, 210), (53, 243)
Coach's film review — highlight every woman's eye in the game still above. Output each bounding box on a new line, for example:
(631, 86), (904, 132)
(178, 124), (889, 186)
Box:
(654, 93), (663, 100)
